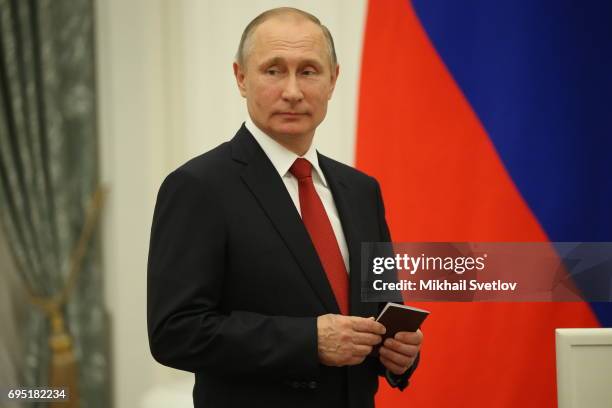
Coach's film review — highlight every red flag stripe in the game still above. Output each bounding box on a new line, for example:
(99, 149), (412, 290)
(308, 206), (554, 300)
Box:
(356, 1), (599, 406)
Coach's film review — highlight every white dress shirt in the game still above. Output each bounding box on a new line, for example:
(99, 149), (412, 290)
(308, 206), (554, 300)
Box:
(245, 118), (350, 273)
(246, 120), (404, 384)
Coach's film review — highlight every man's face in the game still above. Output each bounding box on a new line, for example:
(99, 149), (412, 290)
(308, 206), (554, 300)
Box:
(234, 17), (339, 144)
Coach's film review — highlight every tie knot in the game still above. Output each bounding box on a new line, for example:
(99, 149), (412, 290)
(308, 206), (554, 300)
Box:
(289, 158), (312, 180)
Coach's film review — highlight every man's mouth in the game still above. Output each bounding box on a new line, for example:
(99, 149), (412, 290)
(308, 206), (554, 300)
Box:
(276, 112), (307, 116)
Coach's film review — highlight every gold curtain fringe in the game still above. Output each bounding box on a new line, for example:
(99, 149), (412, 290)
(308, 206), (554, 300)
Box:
(48, 303), (80, 408)
(24, 185), (107, 408)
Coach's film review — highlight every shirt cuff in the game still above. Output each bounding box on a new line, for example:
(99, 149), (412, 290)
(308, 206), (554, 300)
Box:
(383, 351), (420, 391)
(384, 368), (410, 390)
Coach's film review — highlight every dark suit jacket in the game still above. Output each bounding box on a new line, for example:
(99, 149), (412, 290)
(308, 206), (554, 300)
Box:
(147, 125), (417, 408)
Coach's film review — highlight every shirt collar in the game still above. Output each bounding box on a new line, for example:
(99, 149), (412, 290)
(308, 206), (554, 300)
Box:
(245, 117), (328, 187)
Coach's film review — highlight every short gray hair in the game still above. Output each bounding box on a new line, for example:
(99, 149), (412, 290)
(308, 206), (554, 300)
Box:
(235, 7), (337, 68)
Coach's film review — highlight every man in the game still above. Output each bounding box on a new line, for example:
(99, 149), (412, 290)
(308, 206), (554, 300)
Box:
(147, 7), (423, 408)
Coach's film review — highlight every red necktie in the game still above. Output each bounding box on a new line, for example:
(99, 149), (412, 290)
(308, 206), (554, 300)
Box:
(289, 158), (349, 315)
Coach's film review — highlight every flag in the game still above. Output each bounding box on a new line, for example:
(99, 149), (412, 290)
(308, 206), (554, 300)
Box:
(356, 1), (612, 406)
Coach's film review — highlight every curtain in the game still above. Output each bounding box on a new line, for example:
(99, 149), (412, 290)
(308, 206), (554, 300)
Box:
(0, 0), (109, 407)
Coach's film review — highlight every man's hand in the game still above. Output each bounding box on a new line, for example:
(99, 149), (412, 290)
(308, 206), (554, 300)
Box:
(317, 314), (385, 367)
(379, 329), (423, 375)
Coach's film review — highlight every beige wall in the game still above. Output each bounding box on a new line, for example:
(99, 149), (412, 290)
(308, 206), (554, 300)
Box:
(95, 0), (367, 406)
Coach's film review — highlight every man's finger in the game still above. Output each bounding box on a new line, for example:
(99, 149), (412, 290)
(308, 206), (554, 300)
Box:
(352, 344), (374, 357)
(379, 345), (413, 368)
(351, 316), (386, 335)
(379, 355), (407, 376)
(383, 338), (419, 357)
(352, 332), (382, 346)
(394, 330), (423, 345)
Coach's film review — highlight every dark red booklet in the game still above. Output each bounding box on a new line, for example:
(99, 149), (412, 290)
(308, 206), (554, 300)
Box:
(371, 302), (429, 356)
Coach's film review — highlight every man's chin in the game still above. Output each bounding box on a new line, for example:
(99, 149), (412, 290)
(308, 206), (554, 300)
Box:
(269, 124), (313, 138)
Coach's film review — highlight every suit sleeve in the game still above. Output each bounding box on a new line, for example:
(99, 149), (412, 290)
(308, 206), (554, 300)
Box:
(372, 178), (420, 390)
(147, 169), (319, 379)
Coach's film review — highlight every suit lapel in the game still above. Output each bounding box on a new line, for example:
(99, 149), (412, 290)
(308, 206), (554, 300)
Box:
(231, 126), (340, 314)
(318, 154), (379, 319)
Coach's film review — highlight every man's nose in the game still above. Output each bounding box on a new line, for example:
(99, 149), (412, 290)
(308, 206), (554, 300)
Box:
(281, 74), (304, 103)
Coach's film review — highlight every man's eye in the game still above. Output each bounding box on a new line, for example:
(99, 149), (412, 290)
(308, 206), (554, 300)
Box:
(266, 68), (280, 75)
(302, 69), (317, 76)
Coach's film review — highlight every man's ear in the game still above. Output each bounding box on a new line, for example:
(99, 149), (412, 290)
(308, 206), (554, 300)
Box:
(233, 62), (247, 98)
(328, 64), (340, 100)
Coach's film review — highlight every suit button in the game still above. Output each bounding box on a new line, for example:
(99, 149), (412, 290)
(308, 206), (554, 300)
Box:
(308, 381), (318, 389)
